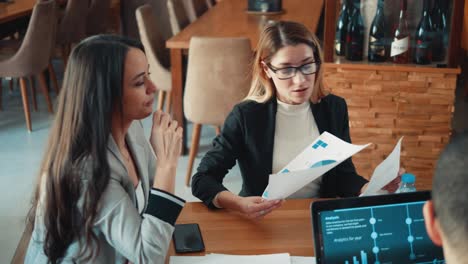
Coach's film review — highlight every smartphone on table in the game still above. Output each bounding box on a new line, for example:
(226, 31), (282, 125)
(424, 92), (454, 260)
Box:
(173, 223), (205, 253)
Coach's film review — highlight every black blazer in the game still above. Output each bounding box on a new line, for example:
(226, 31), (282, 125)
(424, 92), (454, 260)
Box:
(192, 94), (368, 208)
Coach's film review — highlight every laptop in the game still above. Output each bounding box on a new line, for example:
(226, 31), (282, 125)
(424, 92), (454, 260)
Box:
(311, 191), (445, 264)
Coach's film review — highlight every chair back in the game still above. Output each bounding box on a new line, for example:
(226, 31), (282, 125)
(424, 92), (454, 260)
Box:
(184, 37), (252, 125)
(136, 4), (172, 92)
(167, 0), (191, 35)
(0, 0), (57, 77)
(57, 0), (89, 44)
(184, 0), (209, 22)
(86, 0), (112, 36)
(205, 0), (214, 9)
(120, 0), (147, 39)
(193, 0), (209, 18)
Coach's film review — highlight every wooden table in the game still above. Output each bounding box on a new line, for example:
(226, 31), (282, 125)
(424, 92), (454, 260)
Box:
(0, 0), (121, 24)
(166, 0), (324, 154)
(0, 0), (35, 24)
(166, 199), (315, 262)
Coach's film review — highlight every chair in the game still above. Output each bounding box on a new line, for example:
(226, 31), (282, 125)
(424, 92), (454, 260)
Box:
(10, 222), (33, 264)
(205, 0), (215, 9)
(0, 16), (58, 110)
(0, 0), (57, 131)
(120, 0), (148, 40)
(86, 0), (112, 36)
(56, 0), (89, 67)
(121, 1), (174, 61)
(184, 37), (252, 186)
(184, 0), (209, 22)
(136, 4), (172, 111)
(167, 0), (191, 35)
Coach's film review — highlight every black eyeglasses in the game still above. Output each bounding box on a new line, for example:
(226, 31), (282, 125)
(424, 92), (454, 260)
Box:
(266, 61), (320, 80)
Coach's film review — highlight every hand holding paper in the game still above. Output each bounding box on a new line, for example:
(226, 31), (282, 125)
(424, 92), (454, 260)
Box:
(360, 137), (404, 196)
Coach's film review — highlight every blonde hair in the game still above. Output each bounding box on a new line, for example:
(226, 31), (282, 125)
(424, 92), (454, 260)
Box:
(246, 20), (327, 103)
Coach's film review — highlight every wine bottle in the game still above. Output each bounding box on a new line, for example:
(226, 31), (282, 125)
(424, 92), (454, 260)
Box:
(345, 0), (364, 61)
(431, 0), (446, 62)
(441, 1), (449, 51)
(335, 0), (352, 56)
(414, 0), (433, 65)
(368, 0), (386, 62)
(391, 0), (410, 64)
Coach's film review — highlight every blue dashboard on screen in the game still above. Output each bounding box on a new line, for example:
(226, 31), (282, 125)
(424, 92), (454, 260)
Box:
(318, 201), (445, 264)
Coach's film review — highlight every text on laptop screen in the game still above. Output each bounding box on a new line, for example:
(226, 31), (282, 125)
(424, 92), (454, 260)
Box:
(318, 201), (444, 264)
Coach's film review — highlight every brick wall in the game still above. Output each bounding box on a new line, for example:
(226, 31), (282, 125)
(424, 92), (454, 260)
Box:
(324, 65), (459, 190)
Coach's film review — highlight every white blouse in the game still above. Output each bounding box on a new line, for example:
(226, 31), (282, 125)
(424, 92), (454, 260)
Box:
(135, 181), (145, 214)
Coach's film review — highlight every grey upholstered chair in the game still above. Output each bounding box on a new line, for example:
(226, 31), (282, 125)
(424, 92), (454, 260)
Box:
(167, 0), (191, 35)
(121, 0), (173, 60)
(136, 4), (172, 112)
(120, 0), (149, 40)
(205, 0), (215, 8)
(183, 37), (252, 186)
(86, 0), (112, 36)
(184, 0), (209, 22)
(0, 0), (57, 131)
(56, 0), (89, 67)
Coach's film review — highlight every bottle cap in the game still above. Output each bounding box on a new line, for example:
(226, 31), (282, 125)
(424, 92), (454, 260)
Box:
(402, 173), (415, 183)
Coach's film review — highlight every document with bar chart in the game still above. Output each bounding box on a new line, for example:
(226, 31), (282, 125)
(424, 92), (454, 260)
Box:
(318, 201), (445, 264)
(262, 132), (370, 200)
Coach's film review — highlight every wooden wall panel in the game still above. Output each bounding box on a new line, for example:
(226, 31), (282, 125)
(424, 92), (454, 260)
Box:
(324, 67), (459, 191)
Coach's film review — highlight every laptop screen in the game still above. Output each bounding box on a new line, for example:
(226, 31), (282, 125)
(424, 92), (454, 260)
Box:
(311, 192), (445, 264)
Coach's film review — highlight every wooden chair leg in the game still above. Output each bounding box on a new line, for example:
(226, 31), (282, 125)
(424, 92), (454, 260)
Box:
(166, 91), (172, 113)
(0, 78), (3, 111)
(215, 126), (221, 136)
(29, 76), (37, 111)
(464, 76), (468, 99)
(37, 73), (53, 113)
(186, 123), (202, 186)
(9, 77), (14, 92)
(19, 77), (32, 131)
(48, 61), (59, 94)
(157, 90), (166, 111)
(61, 44), (70, 72)
(10, 221), (33, 264)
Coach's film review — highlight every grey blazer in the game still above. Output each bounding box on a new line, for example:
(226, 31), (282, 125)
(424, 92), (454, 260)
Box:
(25, 122), (185, 263)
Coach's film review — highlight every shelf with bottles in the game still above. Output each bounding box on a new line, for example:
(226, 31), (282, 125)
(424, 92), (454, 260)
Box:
(323, 0), (465, 68)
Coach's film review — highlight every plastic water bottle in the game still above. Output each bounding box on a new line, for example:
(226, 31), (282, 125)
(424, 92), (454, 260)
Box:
(396, 173), (417, 193)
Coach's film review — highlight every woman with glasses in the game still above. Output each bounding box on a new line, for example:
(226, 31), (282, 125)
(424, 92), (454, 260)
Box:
(25, 35), (184, 263)
(191, 21), (400, 219)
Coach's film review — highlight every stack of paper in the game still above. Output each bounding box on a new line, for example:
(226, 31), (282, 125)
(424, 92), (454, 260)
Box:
(169, 254), (316, 264)
(262, 132), (371, 200)
(261, 132), (404, 199)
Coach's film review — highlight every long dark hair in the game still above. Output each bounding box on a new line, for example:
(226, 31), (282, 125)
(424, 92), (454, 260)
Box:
(27, 35), (144, 263)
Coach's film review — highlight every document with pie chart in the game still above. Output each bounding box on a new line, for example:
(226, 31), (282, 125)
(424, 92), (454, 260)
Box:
(262, 132), (371, 200)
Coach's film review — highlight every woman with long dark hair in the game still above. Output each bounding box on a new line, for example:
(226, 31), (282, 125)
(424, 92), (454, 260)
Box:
(25, 35), (185, 263)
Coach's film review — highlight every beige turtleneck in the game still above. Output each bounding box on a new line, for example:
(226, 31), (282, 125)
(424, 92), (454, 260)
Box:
(272, 99), (322, 199)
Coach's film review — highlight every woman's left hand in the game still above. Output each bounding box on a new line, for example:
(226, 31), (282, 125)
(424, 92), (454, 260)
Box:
(382, 167), (405, 193)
